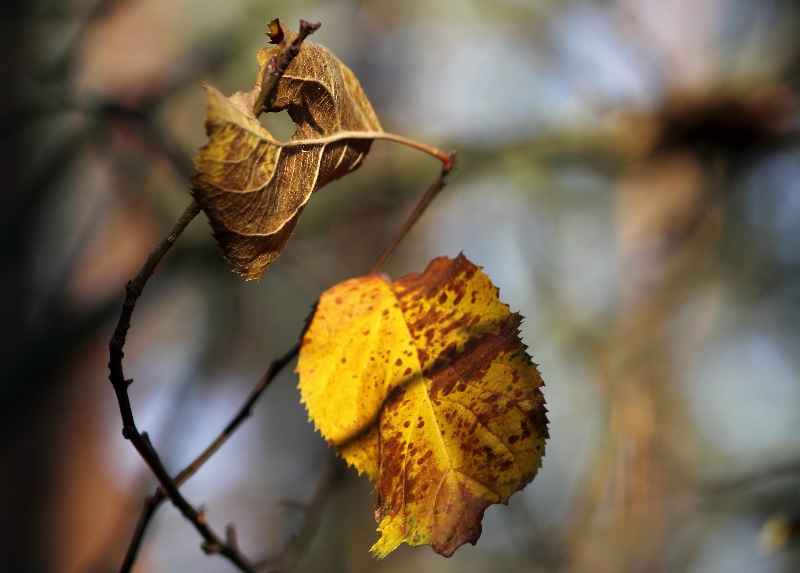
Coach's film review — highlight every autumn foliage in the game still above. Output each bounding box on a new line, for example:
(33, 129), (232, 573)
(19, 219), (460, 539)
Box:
(15, 1), (799, 571)
(298, 255), (548, 556)
(191, 19), (383, 280)
(114, 18), (548, 566)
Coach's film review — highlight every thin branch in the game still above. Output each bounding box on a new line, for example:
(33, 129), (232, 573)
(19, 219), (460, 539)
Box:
(130, 430), (257, 571)
(175, 343), (300, 483)
(120, 492), (160, 573)
(108, 201), (259, 571)
(369, 151), (457, 274)
(112, 19), (320, 573)
(108, 199), (201, 432)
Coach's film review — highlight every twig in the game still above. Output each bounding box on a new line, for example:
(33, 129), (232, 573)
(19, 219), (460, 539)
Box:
(368, 151), (457, 274)
(108, 200), (201, 434)
(111, 19), (319, 573)
(120, 492), (160, 573)
(120, 343), (300, 572)
(253, 20), (322, 116)
(108, 201), (259, 572)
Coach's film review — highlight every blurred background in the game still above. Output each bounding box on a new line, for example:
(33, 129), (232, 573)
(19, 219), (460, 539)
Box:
(3, 0), (800, 571)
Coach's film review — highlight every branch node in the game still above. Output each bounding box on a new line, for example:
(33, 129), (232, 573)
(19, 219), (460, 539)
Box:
(201, 541), (221, 555)
(122, 426), (138, 440)
(119, 343), (301, 573)
(125, 280), (142, 298)
(124, 378), (133, 388)
(444, 151), (457, 173)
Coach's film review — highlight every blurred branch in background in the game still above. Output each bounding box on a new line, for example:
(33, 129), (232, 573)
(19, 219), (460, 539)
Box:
(4, 0), (800, 572)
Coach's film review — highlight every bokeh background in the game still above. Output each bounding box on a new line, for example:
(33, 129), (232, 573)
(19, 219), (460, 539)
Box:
(3, 0), (800, 571)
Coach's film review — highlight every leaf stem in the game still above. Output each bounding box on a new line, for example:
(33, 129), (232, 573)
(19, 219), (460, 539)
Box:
(368, 152), (457, 275)
(262, 130), (455, 170)
(373, 133), (456, 171)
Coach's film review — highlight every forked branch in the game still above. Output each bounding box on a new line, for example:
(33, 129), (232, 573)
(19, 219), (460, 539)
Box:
(109, 21), (319, 573)
(120, 343), (300, 572)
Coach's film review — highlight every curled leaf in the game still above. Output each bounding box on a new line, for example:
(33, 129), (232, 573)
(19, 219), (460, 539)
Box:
(297, 254), (548, 557)
(192, 20), (383, 279)
(267, 18), (284, 44)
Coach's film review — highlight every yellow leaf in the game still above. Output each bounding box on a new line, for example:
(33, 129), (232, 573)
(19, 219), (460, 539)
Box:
(297, 254), (548, 557)
(191, 20), (383, 280)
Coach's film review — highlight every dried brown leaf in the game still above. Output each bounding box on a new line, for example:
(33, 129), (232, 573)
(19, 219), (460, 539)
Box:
(192, 20), (383, 279)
